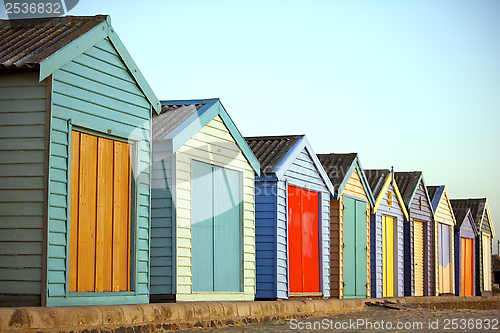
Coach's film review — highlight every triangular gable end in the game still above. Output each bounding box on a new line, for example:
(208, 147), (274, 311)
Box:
(273, 137), (335, 196)
(483, 202), (496, 238)
(336, 159), (375, 207)
(38, 16), (160, 113)
(438, 188), (457, 226)
(372, 173), (409, 221)
(464, 209), (479, 237)
(161, 99), (260, 176)
(407, 176), (435, 217)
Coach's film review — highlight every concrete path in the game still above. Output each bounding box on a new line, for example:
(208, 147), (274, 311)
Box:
(0, 296), (498, 332)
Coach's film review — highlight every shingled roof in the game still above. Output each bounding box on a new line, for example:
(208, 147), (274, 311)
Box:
(394, 171), (423, 208)
(451, 206), (471, 229)
(0, 15), (107, 68)
(449, 198), (487, 229)
(317, 153), (357, 190)
(364, 169), (391, 199)
(245, 135), (304, 174)
(152, 102), (205, 141)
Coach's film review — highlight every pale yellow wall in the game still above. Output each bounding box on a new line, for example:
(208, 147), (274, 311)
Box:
(434, 189), (455, 295)
(174, 115), (255, 301)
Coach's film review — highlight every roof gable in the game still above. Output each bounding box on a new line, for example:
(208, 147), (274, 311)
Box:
(245, 135), (302, 174)
(317, 153), (374, 206)
(394, 171), (434, 215)
(449, 198), (495, 238)
(0, 15), (160, 113)
(451, 206), (478, 236)
(154, 98), (260, 176)
(427, 185), (456, 225)
(245, 135), (335, 196)
(365, 169), (409, 220)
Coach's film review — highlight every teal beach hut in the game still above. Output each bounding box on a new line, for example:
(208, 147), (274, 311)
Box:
(0, 16), (160, 306)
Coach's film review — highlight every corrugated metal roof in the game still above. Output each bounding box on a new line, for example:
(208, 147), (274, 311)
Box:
(317, 153), (357, 192)
(245, 135), (304, 174)
(152, 103), (205, 141)
(0, 15), (107, 68)
(364, 169), (390, 199)
(394, 171), (422, 208)
(449, 198), (487, 229)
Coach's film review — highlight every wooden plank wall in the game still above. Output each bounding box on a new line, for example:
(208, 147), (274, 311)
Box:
(405, 181), (434, 296)
(254, 180), (277, 299)
(47, 38), (152, 306)
(329, 199), (341, 298)
(280, 148), (331, 298)
(479, 211), (493, 293)
(150, 144), (174, 297)
(174, 115), (256, 301)
(433, 191), (455, 296)
(0, 71), (46, 303)
(370, 183), (405, 298)
(275, 180), (288, 299)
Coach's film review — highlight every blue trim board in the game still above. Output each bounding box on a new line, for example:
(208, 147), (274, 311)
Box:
(430, 185), (445, 212)
(159, 99), (261, 176)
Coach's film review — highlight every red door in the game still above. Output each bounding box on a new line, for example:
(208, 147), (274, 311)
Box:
(288, 185), (320, 293)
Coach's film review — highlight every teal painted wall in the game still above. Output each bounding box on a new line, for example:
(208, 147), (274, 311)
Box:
(0, 71), (47, 303)
(150, 148), (174, 296)
(46, 37), (152, 306)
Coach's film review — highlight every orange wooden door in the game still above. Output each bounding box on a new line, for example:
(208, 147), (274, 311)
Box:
(70, 130), (131, 292)
(461, 238), (474, 296)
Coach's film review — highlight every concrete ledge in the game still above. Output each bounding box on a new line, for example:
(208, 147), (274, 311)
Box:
(394, 296), (500, 310)
(0, 296), (498, 332)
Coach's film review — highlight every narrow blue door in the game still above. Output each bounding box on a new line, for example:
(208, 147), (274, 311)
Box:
(192, 161), (243, 292)
(214, 167), (243, 292)
(343, 197), (356, 297)
(343, 196), (368, 298)
(354, 199), (367, 297)
(192, 161), (214, 292)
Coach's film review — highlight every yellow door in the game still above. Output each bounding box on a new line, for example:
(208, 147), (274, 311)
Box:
(383, 216), (395, 297)
(413, 221), (424, 296)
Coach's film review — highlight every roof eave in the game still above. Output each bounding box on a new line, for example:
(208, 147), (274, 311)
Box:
(38, 16), (160, 113)
(161, 99), (260, 176)
(274, 136), (335, 196)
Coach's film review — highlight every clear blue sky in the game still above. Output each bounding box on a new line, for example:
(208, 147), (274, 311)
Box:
(3, 1), (500, 253)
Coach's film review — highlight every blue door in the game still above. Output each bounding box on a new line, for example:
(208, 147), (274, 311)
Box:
(343, 196), (368, 298)
(192, 161), (243, 292)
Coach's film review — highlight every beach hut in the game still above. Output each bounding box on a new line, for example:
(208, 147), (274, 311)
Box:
(427, 186), (456, 296)
(245, 135), (334, 299)
(449, 199), (495, 296)
(150, 99), (260, 302)
(0, 16), (160, 306)
(364, 169), (409, 298)
(450, 206), (477, 296)
(317, 153), (374, 299)
(394, 172), (434, 297)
